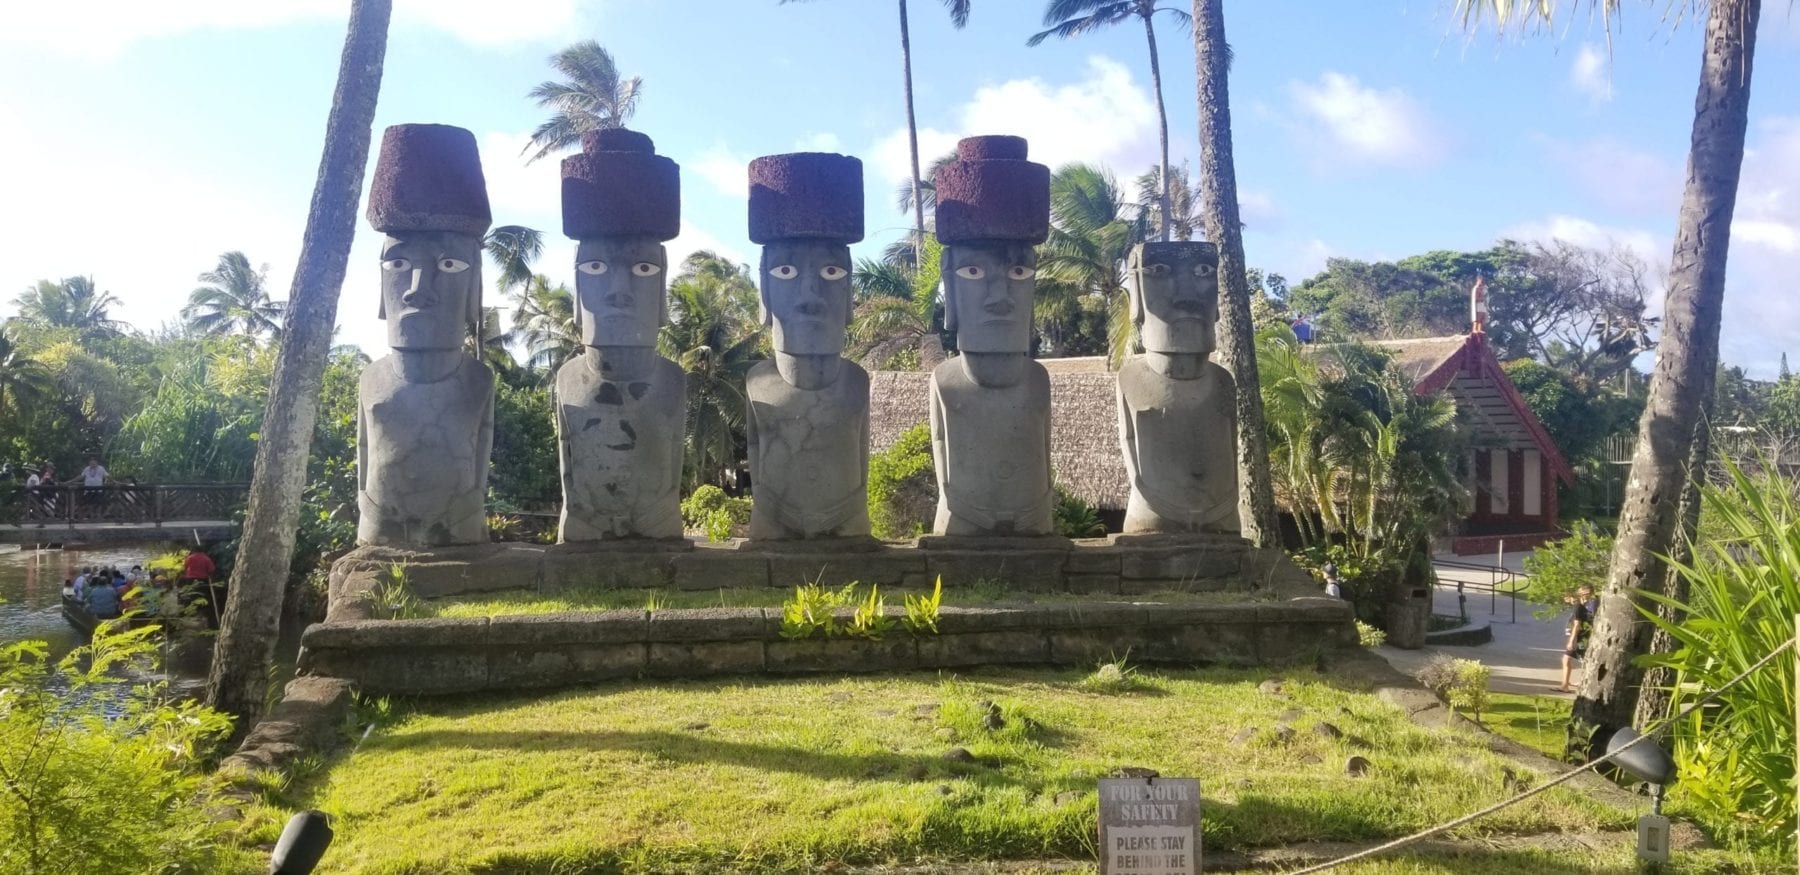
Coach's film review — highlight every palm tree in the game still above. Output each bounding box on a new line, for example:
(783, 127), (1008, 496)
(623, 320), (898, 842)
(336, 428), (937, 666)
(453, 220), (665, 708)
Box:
(184, 251), (287, 340)
(1135, 163), (1202, 241)
(781, 1), (971, 266)
(1460, 0), (1767, 758)
(0, 326), (53, 419)
(1194, 0), (1278, 546)
(510, 274), (581, 372)
(207, 0), (392, 728)
(522, 41), (643, 163)
(1029, 0), (1190, 242)
(1036, 163), (1142, 360)
(484, 225), (544, 296)
(13, 276), (125, 341)
(659, 251), (765, 490)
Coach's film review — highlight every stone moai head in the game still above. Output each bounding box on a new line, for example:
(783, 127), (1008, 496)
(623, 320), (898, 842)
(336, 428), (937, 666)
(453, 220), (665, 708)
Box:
(366, 124), (493, 351)
(561, 129), (681, 348)
(934, 136), (1050, 355)
(1128, 241), (1220, 356)
(748, 152), (864, 357)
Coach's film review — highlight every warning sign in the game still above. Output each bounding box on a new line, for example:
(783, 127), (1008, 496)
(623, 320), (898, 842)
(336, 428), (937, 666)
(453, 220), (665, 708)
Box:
(1098, 777), (1200, 874)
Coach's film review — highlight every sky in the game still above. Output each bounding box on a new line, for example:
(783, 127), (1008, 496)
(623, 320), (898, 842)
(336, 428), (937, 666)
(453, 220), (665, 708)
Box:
(1, 0), (1796, 376)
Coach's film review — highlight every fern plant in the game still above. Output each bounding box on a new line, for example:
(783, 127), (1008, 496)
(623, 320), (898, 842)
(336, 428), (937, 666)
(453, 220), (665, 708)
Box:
(903, 576), (943, 636)
(849, 585), (893, 639)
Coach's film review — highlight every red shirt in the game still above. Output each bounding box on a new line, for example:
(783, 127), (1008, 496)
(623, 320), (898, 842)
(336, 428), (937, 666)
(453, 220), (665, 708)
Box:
(183, 552), (216, 580)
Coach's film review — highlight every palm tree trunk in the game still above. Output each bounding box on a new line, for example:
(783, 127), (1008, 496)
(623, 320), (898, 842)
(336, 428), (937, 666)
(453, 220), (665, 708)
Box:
(205, 0), (391, 730)
(1633, 415), (1710, 730)
(1193, 0), (1280, 547)
(1140, 11), (1172, 242)
(899, 0), (928, 267)
(1572, 0), (1759, 759)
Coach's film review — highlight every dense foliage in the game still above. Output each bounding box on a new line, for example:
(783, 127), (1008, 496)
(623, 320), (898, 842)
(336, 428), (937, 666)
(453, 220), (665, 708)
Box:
(868, 423), (936, 539)
(1520, 521), (1612, 620)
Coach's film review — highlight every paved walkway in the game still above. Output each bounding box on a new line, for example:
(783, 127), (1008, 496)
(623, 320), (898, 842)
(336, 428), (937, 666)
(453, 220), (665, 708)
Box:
(1375, 549), (1579, 697)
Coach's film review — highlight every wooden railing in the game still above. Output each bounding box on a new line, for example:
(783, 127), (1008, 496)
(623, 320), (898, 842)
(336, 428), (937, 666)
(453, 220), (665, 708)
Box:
(2, 484), (250, 527)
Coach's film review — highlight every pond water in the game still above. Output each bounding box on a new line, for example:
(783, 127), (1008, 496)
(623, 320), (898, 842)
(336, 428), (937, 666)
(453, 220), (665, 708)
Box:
(0, 544), (169, 655)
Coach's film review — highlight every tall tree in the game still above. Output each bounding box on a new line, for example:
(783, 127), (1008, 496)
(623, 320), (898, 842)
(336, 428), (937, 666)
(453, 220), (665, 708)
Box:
(660, 251), (765, 489)
(1194, 0), (1278, 544)
(522, 41), (642, 163)
(183, 251), (286, 340)
(509, 274), (581, 372)
(781, 1), (970, 266)
(12, 277), (125, 341)
(484, 225), (545, 297)
(1460, 0), (1765, 755)
(206, 0), (391, 728)
(1135, 163), (1202, 241)
(0, 327), (53, 419)
(1030, 0), (1190, 242)
(1037, 162), (1141, 359)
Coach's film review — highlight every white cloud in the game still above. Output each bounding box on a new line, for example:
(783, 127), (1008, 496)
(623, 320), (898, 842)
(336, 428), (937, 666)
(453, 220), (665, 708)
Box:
(794, 132), (844, 154)
(2, 0), (586, 57)
(1538, 136), (1681, 217)
(1237, 189), (1282, 230)
(477, 131), (563, 227)
(1286, 72), (1440, 166)
(669, 222), (748, 272)
(867, 56), (1158, 199)
(1502, 215), (1661, 263)
(1734, 219), (1800, 253)
(1570, 43), (1613, 102)
(692, 145), (750, 200)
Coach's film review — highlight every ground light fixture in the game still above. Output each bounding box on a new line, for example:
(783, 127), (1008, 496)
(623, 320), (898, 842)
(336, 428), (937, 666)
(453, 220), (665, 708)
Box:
(1606, 726), (1678, 864)
(269, 810), (334, 875)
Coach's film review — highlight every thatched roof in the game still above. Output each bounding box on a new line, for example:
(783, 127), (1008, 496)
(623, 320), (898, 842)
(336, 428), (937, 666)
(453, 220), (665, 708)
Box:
(868, 364), (1130, 510)
(1365, 335), (1466, 385)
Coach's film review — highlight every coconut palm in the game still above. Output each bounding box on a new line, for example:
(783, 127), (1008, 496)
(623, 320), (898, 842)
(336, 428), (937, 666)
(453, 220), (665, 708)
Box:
(1135, 163), (1202, 241)
(522, 41), (643, 163)
(781, 1), (971, 266)
(1037, 163), (1143, 360)
(1459, 0), (1770, 755)
(184, 251), (287, 340)
(509, 275), (581, 372)
(1194, 0), (1278, 546)
(484, 225), (544, 296)
(0, 326), (53, 419)
(13, 276), (125, 341)
(1029, 0), (1190, 241)
(660, 251), (765, 490)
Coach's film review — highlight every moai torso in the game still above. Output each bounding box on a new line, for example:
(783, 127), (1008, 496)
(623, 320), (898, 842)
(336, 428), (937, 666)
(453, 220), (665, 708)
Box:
(555, 349), (687, 540)
(930, 357), (1055, 536)
(1117, 355), (1240, 534)
(746, 359), (870, 539)
(357, 354), (495, 546)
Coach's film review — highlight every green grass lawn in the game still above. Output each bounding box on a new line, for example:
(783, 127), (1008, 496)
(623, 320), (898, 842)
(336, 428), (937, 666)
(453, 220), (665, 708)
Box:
(241, 664), (1664, 874)
(1483, 692), (1573, 759)
(420, 582), (1276, 619)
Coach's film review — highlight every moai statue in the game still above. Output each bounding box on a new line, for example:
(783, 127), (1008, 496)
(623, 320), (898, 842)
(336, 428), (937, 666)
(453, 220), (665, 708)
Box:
(745, 153), (872, 541)
(357, 124), (496, 547)
(1117, 241), (1241, 534)
(928, 136), (1055, 537)
(554, 129), (687, 542)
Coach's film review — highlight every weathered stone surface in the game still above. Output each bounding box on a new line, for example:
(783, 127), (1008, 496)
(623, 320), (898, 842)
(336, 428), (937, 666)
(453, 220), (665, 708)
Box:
(1064, 573), (1121, 595)
(490, 643), (645, 687)
(917, 630), (1048, 668)
(1064, 546), (1122, 574)
(933, 606), (1046, 633)
(915, 534), (1072, 551)
(743, 536), (883, 554)
(671, 550), (770, 590)
(539, 546), (677, 590)
(220, 677), (355, 776)
(766, 636), (917, 673)
(647, 607), (767, 641)
(769, 550), (925, 588)
(1117, 544), (1243, 582)
(302, 617), (488, 650)
(930, 353), (1057, 537)
(1047, 622), (1259, 667)
(646, 640), (765, 677)
(924, 549), (1067, 590)
(555, 348), (687, 541)
(323, 647), (489, 695)
(487, 610), (649, 645)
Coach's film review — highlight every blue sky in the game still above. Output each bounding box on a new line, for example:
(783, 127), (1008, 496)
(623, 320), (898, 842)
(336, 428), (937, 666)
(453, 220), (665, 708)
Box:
(2, 1), (1796, 375)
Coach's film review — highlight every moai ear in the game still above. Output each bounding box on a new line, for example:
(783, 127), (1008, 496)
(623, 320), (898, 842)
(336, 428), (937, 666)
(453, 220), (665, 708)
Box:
(1125, 246), (1146, 327)
(939, 246), (957, 333)
(377, 287), (387, 321)
(467, 261), (484, 340)
(757, 248), (773, 328)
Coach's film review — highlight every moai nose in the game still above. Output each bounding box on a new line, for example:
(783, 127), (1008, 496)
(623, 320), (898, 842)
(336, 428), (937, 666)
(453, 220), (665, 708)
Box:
(400, 268), (425, 306)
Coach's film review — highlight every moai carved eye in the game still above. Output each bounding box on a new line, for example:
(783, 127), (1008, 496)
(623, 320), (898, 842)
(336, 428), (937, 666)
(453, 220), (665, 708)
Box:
(1008, 265), (1036, 280)
(954, 265), (985, 280)
(1145, 263), (1172, 277)
(770, 265), (799, 280)
(819, 265), (848, 281)
(577, 260), (609, 275)
(381, 258), (412, 272)
(1193, 262), (1218, 278)
(438, 258), (471, 274)
(632, 262), (662, 277)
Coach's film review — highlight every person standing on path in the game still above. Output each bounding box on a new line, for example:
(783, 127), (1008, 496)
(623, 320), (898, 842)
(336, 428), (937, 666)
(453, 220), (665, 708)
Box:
(1559, 584), (1597, 692)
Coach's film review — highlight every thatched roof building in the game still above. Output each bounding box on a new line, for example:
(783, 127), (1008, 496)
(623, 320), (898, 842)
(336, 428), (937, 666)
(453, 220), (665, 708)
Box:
(868, 356), (1130, 511)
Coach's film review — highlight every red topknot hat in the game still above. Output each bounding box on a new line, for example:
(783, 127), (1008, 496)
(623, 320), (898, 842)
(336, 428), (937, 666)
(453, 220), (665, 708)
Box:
(366, 124), (493, 237)
(561, 128), (681, 241)
(932, 135), (1049, 245)
(748, 152), (865, 245)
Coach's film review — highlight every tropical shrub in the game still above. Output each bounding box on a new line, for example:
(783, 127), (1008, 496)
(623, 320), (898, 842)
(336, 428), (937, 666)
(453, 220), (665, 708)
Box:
(902, 576), (943, 635)
(680, 484), (751, 542)
(0, 615), (240, 874)
(1416, 655), (1491, 722)
(868, 423), (936, 539)
(1355, 620), (1387, 648)
(1520, 520), (1611, 619)
(1053, 486), (1106, 537)
(1641, 458), (1800, 848)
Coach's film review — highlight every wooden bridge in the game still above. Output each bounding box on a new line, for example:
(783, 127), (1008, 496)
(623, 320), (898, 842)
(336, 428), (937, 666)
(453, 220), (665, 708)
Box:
(1, 483), (248, 546)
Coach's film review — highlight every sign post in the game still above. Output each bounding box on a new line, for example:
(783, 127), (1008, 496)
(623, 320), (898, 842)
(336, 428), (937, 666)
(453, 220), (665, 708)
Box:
(1098, 777), (1201, 874)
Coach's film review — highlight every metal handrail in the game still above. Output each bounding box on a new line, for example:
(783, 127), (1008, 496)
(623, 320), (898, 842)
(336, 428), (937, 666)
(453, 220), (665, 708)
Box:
(1432, 558), (1521, 624)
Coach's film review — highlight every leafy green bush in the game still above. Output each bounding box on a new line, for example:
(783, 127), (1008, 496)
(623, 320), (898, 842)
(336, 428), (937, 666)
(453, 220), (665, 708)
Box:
(1053, 486), (1106, 537)
(681, 484), (751, 542)
(1355, 620), (1387, 648)
(868, 423), (936, 539)
(1416, 655), (1491, 722)
(1293, 544), (1398, 626)
(1521, 520), (1612, 619)
(849, 585), (894, 639)
(779, 582), (854, 639)
(0, 613), (240, 874)
(902, 576), (943, 635)
(1642, 458), (1799, 848)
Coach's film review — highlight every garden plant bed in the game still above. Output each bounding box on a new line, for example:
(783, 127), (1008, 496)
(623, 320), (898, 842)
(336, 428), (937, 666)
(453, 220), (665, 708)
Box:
(234, 663), (1770, 874)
